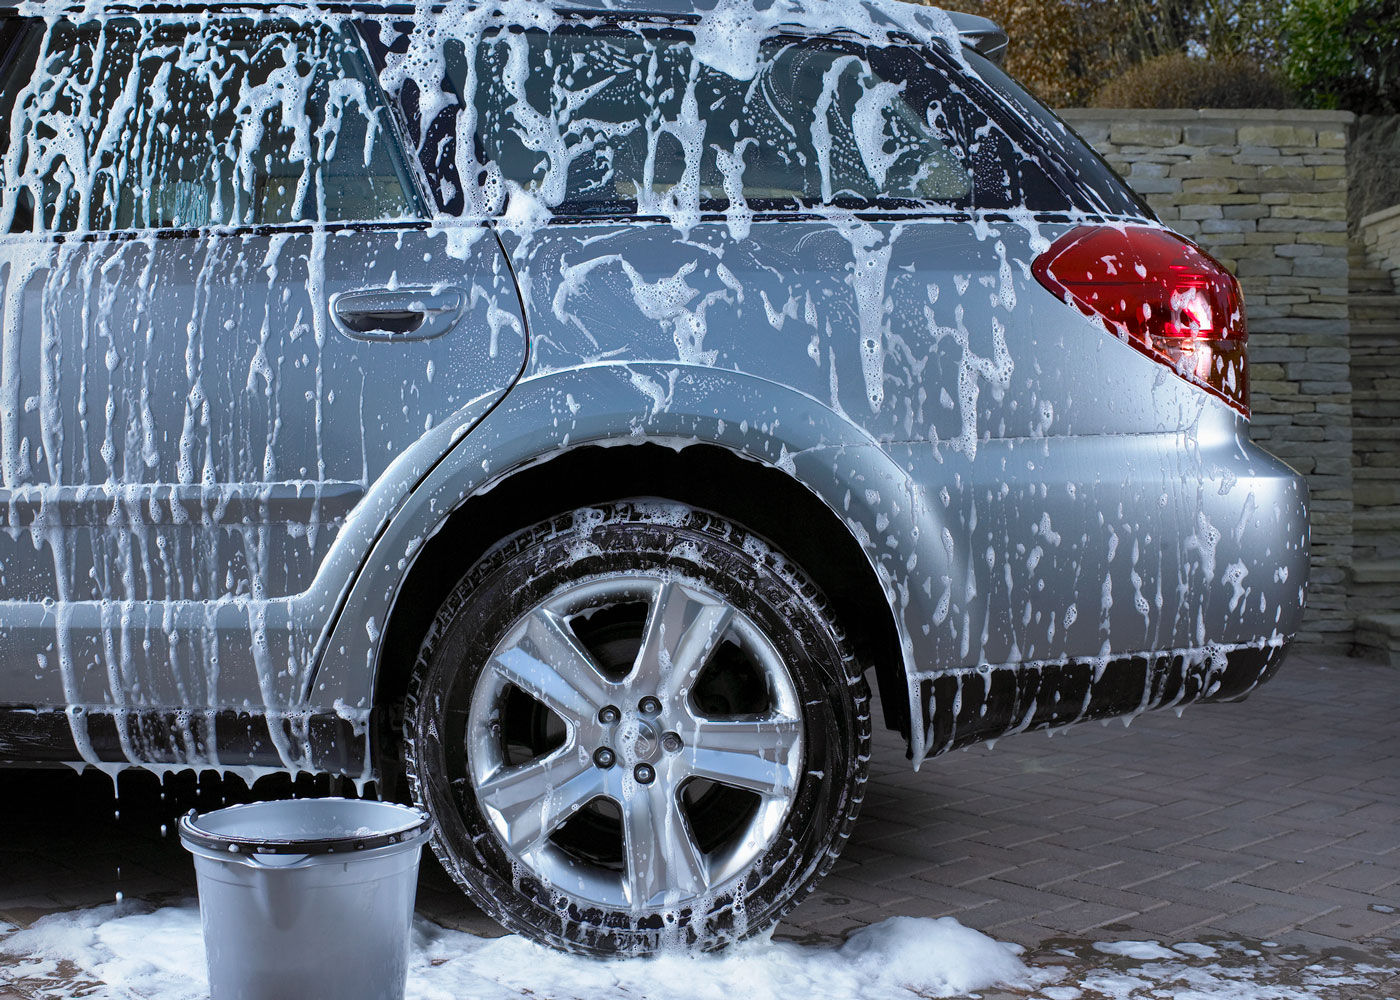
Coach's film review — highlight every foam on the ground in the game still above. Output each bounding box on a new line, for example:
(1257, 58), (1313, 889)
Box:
(0, 903), (1032, 999)
(1092, 940), (1178, 961)
(6, 904), (1396, 999)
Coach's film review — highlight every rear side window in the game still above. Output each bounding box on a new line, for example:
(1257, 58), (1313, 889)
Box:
(373, 24), (996, 217)
(0, 16), (415, 234)
(472, 30), (972, 213)
(961, 50), (1150, 219)
(369, 19), (1151, 220)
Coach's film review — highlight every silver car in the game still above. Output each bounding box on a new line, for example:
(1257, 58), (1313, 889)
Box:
(0, 0), (1308, 955)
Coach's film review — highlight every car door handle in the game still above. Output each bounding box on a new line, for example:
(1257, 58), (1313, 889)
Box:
(331, 286), (466, 341)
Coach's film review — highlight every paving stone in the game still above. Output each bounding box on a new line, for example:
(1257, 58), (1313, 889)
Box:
(1190, 826), (1286, 852)
(971, 919), (1064, 948)
(1237, 859), (1355, 893)
(970, 877), (1080, 912)
(1223, 902), (1343, 938)
(1337, 829), (1400, 856)
(1042, 900), (1156, 934)
(1258, 827), (1351, 855)
(967, 858), (1094, 891)
(832, 852), (940, 885)
(1321, 862), (1400, 893)
(1075, 862), (1182, 891)
(1299, 906), (1400, 939)
(809, 873), (916, 909)
(781, 892), (879, 925)
(773, 913), (868, 941)
(1044, 823), (1140, 851)
(1042, 878), (1172, 914)
(895, 878), (999, 911)
(1125, 900), (1256, 936)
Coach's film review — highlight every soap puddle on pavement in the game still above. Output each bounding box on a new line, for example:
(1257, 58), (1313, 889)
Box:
(1027, 936), (1400, 1000)
(1, 902), (1397, 1000)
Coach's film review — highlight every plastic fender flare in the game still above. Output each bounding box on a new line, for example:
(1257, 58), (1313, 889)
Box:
(306, 362), (951, 763)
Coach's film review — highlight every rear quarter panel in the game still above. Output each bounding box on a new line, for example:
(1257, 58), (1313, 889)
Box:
(507, 213), (1308, 752)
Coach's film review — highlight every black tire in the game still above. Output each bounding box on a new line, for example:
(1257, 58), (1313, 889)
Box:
(404, 500), (870, 956)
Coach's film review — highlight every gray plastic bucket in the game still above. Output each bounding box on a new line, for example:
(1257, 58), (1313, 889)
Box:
(179, 797), (433, 1000)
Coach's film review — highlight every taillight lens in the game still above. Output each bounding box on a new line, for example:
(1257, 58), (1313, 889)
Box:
(1032, 225), (1249, 416)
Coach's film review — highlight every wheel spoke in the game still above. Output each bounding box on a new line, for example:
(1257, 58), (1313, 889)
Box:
(620, 783), (708, 910)
(690, 715), (802, 755)
(476, 747), (603, 857)
(636, 581), (734, 697)
(684, 716), (802, 796)
(491, 607), (613, 724)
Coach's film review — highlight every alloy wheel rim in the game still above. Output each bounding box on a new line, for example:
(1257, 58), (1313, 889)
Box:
(463, 574), (805, 911)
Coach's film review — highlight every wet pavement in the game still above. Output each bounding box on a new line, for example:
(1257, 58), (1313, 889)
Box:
(1, 651), (1397, 998)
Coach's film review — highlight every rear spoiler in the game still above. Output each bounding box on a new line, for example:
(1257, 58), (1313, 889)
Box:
(947, 12), (1008, 64)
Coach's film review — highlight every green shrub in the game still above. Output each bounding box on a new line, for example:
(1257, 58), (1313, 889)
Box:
(1285, 0), (1400, 114)
(1090, 52), (1293, 109)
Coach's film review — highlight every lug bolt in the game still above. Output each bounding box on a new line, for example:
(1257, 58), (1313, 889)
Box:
(638, 696), (661, 715)
(661, 732), (682, 753)
(634, 763), (655, 784)
(598, 705), (620, 725)
(594, 747), (616, 769)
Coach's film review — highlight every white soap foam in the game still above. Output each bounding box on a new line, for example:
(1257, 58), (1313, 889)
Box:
(0, 904), (1033, 1000)
(1093, 940), (1178, 961)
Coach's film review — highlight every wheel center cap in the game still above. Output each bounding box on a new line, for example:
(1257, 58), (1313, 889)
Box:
(620, 718), (659, 762)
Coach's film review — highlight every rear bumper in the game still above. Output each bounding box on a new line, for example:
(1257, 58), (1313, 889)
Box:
(883, 421), (1310, 762)
(919, 638), (1291, 759)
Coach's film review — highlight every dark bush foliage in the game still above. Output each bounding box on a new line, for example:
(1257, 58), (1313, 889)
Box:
(1090, 52), (1293, 109)
(1285, 0), (1400, 114)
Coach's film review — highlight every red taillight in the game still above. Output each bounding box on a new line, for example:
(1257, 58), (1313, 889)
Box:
(1032, 225), (1249, 416)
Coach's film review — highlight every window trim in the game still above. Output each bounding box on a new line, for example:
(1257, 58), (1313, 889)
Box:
(345, 20), (434, 222)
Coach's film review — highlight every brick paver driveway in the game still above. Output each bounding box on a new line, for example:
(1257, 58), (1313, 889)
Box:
(783, 653), (1400, 953)
(2, 651), (1397, 997)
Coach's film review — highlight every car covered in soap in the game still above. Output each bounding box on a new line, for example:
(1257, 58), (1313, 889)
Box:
(0, 0), (1308, 955)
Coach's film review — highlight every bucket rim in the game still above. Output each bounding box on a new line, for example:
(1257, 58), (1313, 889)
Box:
(178, 797), (433, 857)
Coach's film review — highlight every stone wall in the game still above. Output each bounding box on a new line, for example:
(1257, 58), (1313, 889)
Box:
(1361, 204), (1400, 290)
(1352, 206), (1400, 641)
(1058, 109), (1355, 651)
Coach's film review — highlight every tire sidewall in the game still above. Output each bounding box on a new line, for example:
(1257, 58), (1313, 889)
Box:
(405, 502), (868, 955)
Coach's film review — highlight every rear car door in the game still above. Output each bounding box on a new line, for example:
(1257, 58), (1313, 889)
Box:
(0, 14), (526, 766)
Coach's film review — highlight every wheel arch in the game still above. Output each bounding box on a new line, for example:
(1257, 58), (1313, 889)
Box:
(378, 439), (904, 735)
(307, 364), (948, 775)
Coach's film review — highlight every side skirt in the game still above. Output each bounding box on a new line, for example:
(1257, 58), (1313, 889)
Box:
(0, 706), (369, 775)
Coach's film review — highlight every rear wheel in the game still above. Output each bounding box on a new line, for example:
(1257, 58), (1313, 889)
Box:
(404, 501), (870, 955)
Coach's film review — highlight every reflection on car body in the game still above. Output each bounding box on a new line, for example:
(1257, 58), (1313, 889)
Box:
(0, 0), (1308, 955)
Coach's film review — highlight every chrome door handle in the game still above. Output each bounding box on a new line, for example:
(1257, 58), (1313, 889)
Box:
(330, 286), (466, 341)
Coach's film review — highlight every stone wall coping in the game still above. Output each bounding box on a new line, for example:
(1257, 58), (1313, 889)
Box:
(1359, 204), (1400, 230)
(1057, 108), (1355, 124)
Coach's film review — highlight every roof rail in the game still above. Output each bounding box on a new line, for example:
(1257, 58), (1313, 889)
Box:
(947, 11), (1007, 64)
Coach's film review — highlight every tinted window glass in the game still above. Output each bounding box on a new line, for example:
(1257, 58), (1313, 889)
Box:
(962, 50), (1151, 219)
(0, 17), (413, 234)
(370, 25), (977, 216)
(370, 18), (1151, 219)
(471, 30), (972, 212)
